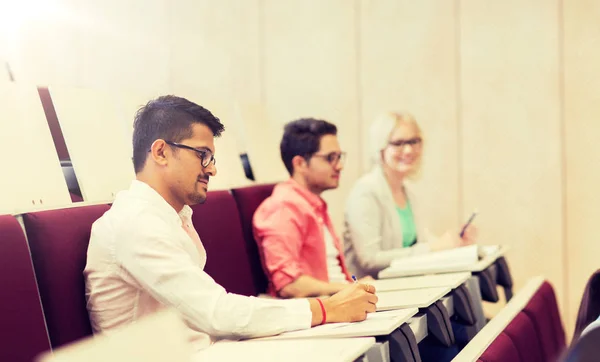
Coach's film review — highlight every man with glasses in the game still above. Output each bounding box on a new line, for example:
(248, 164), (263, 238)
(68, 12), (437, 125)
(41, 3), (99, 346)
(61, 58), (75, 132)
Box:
(254, 118), (372, 299)
(84, 97), (377, 352)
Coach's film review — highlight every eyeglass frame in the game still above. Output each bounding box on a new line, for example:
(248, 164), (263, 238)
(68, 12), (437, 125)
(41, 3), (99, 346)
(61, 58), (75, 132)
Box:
(163, 141), (216, 168)
(387, 137), (422, 148)
(309, 151), (347, 166)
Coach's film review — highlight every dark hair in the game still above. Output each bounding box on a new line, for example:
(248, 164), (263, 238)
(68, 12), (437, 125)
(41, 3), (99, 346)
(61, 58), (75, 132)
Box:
(574, 270), (600, 341)
(132, 95), (224, 173)
(280, 118), (337, 176)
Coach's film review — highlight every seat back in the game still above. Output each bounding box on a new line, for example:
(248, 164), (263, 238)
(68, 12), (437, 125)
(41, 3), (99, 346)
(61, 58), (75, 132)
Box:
(190, 190), (258, 296)
(230, 184), (276, 295)
(454, 277), (565, 362)
(539, 281), (566, 349)
(523, 281), (564, 361)
(504, 312), (544, 362)
(0, 215), (51, 361)
(23, 204), (110, 348)
(479, 332), (521, 362)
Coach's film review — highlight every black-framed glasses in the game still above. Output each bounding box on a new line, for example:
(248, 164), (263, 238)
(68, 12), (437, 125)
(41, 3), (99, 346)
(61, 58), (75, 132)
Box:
(311, 151), (346, 166)
(388, 137), (422, 148)
(165, 141), (216, 168)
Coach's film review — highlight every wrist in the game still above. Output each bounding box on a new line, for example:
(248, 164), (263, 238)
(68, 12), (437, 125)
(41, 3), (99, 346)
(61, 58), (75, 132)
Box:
(309, 298), (330, 326)
(316, 298), (326, 324)
(321, 298), (336, 323)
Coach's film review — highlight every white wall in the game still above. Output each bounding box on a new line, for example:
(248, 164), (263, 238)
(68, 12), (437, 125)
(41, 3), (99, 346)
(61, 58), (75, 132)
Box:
(1, 0), (170, 93)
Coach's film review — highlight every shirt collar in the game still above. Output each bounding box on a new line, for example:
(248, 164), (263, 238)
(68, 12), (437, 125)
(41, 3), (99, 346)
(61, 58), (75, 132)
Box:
(128, 180), (193, 226)
(283, 178), (328, 213)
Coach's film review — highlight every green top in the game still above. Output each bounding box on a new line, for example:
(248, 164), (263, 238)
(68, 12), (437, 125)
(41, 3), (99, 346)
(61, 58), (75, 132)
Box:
(396, 201), (417, 248)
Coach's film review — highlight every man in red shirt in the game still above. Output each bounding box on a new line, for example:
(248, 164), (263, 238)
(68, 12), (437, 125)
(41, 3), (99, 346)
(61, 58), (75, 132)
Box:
(254, 118), (371, 298)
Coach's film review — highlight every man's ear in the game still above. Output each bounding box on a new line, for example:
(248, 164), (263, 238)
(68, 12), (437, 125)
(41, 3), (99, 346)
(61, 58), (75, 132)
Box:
(291, 155), (307, 174)
(149, 139), (169, 166)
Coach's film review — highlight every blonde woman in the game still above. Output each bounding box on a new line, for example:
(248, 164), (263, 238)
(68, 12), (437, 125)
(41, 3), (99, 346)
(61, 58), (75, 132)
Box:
(343, 112), (476, 278)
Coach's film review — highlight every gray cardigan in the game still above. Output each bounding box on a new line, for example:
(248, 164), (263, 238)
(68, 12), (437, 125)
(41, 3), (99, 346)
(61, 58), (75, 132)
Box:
(343, 166), (432, 278)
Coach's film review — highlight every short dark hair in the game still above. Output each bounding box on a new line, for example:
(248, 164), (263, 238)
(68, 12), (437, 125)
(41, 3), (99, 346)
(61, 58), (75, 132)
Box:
(132, 95), (225, 173)
(280, 118), (337, 175)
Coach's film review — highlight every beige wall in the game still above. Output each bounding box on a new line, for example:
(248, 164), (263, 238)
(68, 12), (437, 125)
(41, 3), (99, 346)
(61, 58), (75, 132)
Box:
(360, 0), (460, 234)
(460, 0), (565, 312)
(4, 0), (600, 338)
(262, 0), (361, 232)
(167, 0), (600, 337)
(169, 0), (262, 190)
(564, 0), (600, 339)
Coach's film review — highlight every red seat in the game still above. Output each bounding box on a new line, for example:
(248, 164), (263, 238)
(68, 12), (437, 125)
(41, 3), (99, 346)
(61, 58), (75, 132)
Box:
(479, 332), (522, 362)
(190, 190), (258, 296)
(503, 312), (544, 362)
(538, 281), (566, 350)
(22, 204), (110, 348)
(0, 215), (51, 361)
(230, 184), (276, 295)
(523, 281), (566, 361)
(476, 280), (565, 362)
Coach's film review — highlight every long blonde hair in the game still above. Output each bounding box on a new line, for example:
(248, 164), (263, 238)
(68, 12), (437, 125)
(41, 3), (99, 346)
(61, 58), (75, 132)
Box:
(368, 111), (424, 178)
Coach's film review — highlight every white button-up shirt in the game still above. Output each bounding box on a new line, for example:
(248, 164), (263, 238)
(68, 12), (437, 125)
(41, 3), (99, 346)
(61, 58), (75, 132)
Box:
(84, 180), (311, 351)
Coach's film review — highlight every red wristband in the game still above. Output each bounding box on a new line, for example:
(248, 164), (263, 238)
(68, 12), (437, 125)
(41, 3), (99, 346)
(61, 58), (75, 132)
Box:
(316, 298), (326, 325)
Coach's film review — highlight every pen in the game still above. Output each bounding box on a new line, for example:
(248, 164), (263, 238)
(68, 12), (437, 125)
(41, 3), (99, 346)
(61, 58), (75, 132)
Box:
(460, 210), (478, 238)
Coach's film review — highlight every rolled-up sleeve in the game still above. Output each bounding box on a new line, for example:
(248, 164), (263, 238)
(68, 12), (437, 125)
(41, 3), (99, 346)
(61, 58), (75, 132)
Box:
(253, 203), (305, 292)
(116, 215), (311, 339)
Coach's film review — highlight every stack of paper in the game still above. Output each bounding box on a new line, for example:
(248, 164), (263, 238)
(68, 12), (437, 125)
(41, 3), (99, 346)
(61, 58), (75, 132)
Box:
(390, 245), (479, 271)
(253, 308), (418, 340)
(478, 245), (500, 258)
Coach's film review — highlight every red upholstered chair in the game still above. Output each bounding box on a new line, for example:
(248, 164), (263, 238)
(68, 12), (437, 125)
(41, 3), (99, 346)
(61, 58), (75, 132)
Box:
(504, 312), (544, 362)
(538, 281), (566, 350)
(230, 184), (276, 295)
(523, 281), (565, 361)
(190, 190), (259, 296)
(22, 204), (110, 349)
(479, 332), (522, 362)
(0, 215), (51, 361)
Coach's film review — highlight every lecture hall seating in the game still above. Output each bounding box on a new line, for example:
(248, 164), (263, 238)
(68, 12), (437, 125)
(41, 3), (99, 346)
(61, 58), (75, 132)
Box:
(0, 184), (568, 361)
(454, 277), (565, 362)
(231, 183), (276, 295)
(22, 204), (111, 349)
(190, 190), (259, 297)
(0, 215), (51, 362)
